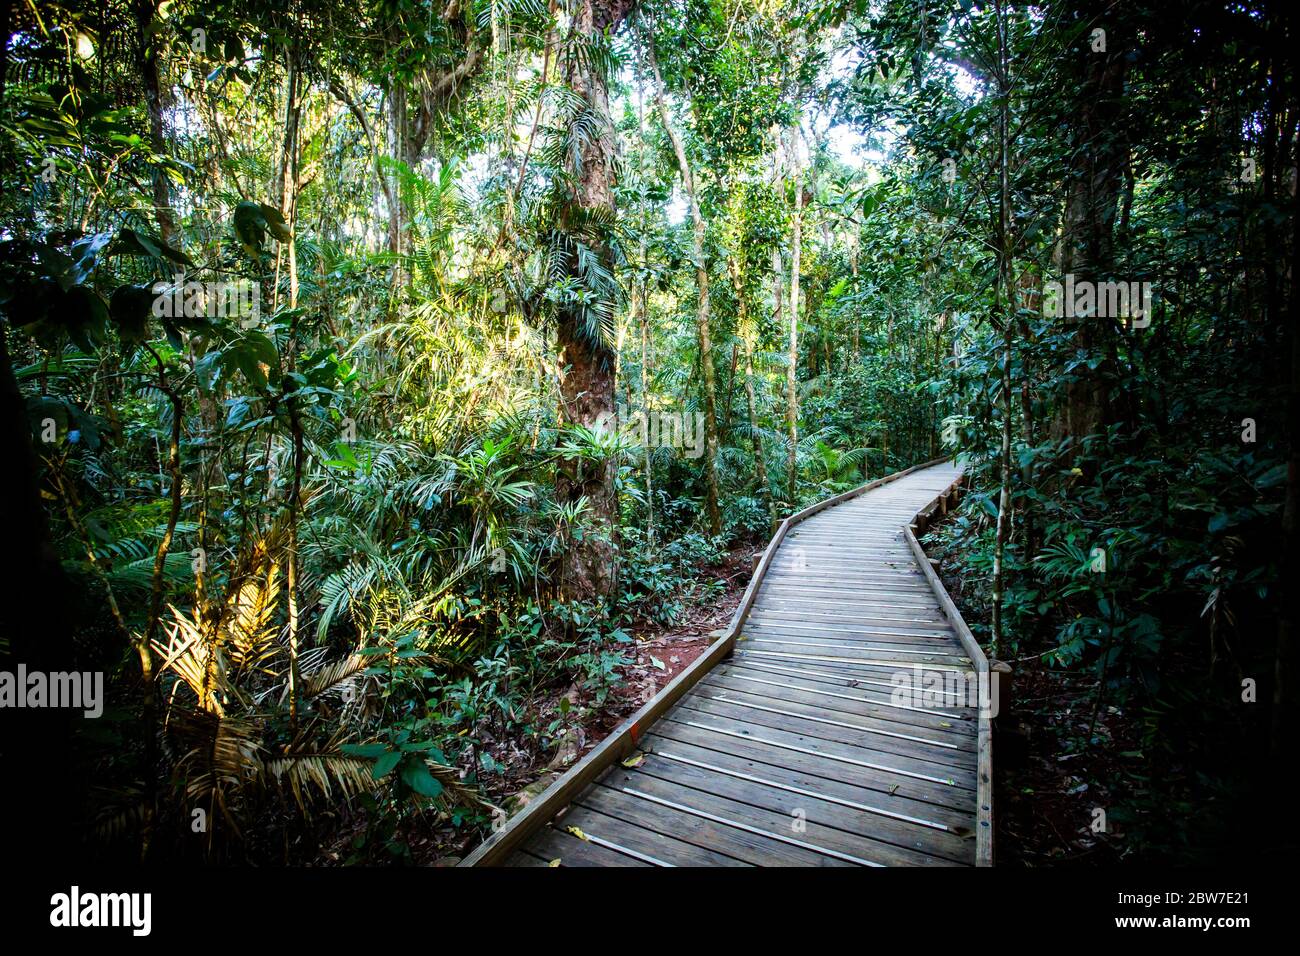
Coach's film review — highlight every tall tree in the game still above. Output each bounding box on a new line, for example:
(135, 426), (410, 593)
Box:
(553, 0), (637, 601)
(785, 126), (803, 505)
(1050, 2), (1131, 444)
(646, 30), (721, 537)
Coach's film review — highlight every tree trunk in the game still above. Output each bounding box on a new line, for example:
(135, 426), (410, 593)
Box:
(635, 73), (654, 545)
(135, 0), (176, 244)
(554, 0), (635, 602)
(991, 0), (1013, 653)
(647, 38), (721, 536)
(729, 255), (771, 521)
(786, 128), (803, 505)
(1050, 8), (1129, 444)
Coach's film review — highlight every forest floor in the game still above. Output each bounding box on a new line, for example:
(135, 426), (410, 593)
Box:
(988, 666), (1128, 866)
(925, 532), (1127, 867)
(319, 540), (764, 866)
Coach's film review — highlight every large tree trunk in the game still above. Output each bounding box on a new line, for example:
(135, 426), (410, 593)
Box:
(1050, 9), (1129, 444)
(554, 0), (635, 602)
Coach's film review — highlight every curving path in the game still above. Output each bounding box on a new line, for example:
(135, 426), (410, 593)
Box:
(463, 459), (993, 867)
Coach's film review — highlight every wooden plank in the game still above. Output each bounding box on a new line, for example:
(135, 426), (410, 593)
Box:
(618, 751), (968, 865)
(735, 648), (971, 682)
(524, 824), (654, 867)
(759, 586), (937, 603)
(506, 850), (554, 867)
(737, 650), (963, 679)
(753, 599), (941, 616)
(709, 663), (977, 731)
(593, 773), (889, 866)
(743, 613), (956, 634)
(731, 657), (978, 707)
(734, 637), (970, 669)
(787, 528), (909, 537)
(740, 632), (964, 658)
(755, 593), (938, 610)
(772, 561), (927, 575)
(693, 681), (977, 754)
(640, 728), (978, 838)
(745, 617), (955, 638)
(759, 585), (938, 603)
(766, 570), (929, 586)
(746, 616), (959, 643)
(548, 802), (747, 866)
(675, 697), (978, 783)
(741, 628), (960, 655)
(652, 716), (975, 813)
(726, 658), (978, 713)
(759, 580), (935, 595)
(579, 781), (856, 866)
(780, 547), (919, 559)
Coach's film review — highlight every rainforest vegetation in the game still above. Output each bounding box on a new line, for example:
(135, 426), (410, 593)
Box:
(0, 0), (1294, 866)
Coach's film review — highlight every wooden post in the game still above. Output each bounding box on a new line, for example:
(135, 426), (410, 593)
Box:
(991, 659), (1013, 722)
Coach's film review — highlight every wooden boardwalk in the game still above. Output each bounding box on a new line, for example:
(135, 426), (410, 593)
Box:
(462, 459), (994, 867)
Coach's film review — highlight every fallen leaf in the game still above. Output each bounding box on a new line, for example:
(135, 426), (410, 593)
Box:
(621, 753), (645, 769)
(565, 826), (590, 841)
(548, 859), (561, 867)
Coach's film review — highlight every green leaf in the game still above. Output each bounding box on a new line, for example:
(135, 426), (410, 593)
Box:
(400, 758), (444, 798)
(372, 750), (403, 779)
(112, 227), (193, 266)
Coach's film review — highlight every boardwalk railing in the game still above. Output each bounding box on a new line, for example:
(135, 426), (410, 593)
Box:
(903, 470), (997, 866)
(460, 457), (988, 867)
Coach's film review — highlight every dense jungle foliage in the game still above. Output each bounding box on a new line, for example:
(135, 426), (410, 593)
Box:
(0, 0), (1294, 865)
